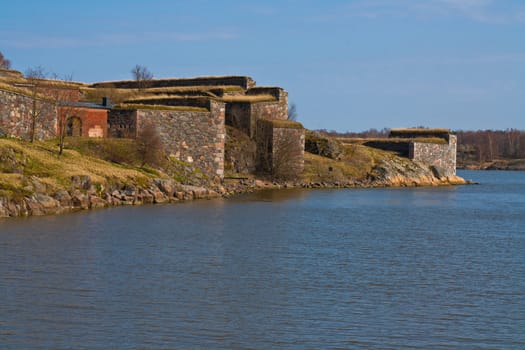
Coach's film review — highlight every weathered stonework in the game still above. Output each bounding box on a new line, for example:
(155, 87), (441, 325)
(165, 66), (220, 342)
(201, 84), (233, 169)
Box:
(256, 119), (304, 179)
(410, 135), (457, 177)
(0, 89), (56, 140)
(107, 109), (137, 138)
(110, 100), (225, 179)
(225, 102), (252, 136)
(2, 72), (303, 181)
(225, 88), (288, 138)
(364, 129), (458, 177)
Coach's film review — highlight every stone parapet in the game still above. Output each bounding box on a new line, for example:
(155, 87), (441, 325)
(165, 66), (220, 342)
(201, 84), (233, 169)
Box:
(92, 76), (256, 90)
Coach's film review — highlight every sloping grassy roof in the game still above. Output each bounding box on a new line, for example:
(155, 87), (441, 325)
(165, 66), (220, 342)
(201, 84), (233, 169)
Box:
(220, 94), (276, 103)
(260, 118), (304, 129)
(0, 82), (51, 101)
(146, 85), (244, 94)
(390, 128), (451, 135)
(338, 137), (448, 145)
(114, 103), (208, 112)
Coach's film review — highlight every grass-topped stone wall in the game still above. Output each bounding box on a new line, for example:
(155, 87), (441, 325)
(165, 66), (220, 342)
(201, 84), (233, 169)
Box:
(390, 128), (452, 141)
(92, 76), (256, 90)
(225, 89), (288, 139)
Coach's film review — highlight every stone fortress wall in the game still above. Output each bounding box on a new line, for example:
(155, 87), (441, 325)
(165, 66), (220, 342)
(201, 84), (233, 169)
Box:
(409, 135), (457, 177)
(256, 119), (305, 177)
(108, 76), (300, 179)
(0, 89), (56, 140)
(109, 100), (225, 179)
(1, 71), (300, 179)
(1, 70), (457, 181)
(390, 129), (457, 177)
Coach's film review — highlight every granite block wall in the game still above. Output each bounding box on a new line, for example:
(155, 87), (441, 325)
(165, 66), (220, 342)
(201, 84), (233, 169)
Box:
(107, 109), (138, 138)
(409, 135), (457, 177)
(0, 89), (56, 140)
(117, 100), (226, 179)
(225, 102), (251, 136)
(225, 89), (288, 139)
(256, 119), (304, 179)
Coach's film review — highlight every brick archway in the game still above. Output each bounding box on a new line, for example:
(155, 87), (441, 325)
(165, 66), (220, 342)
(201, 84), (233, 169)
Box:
(66, 116), (82, 137)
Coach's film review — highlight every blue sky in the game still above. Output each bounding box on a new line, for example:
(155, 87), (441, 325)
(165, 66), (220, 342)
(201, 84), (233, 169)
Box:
(1, 0), (524, 131)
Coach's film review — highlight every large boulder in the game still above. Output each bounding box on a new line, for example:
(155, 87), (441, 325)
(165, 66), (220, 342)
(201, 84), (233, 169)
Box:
(305, 131), (345, 160)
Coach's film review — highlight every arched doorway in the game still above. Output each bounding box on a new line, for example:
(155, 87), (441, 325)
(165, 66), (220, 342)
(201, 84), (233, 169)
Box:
(66, 117), (82, 137)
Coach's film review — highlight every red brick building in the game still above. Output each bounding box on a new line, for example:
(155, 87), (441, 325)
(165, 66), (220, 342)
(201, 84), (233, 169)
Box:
(57, 102), (110, 138)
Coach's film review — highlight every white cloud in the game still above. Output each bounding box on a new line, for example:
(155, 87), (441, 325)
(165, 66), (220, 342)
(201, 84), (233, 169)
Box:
(311, 0), (525, 24)
(0, 30), (238, 49)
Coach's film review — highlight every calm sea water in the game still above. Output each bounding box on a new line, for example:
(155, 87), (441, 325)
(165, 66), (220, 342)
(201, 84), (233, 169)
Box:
(1, 170), (524, 349)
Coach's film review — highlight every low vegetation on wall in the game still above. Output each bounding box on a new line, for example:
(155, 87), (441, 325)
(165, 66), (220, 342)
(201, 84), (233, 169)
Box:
(114, 104), (208, 112)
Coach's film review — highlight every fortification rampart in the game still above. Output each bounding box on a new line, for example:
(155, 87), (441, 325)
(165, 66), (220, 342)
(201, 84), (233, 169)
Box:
(225, 88), (288, 138)
(92, 76), (256, 90)
(1, 72), (302, 180)
(361, 129), (457, 177)
(363, 140), (410, 157)
(124, 96), (212, 110)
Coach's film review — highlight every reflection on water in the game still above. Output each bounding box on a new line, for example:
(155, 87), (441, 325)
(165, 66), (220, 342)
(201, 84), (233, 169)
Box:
(1, 170), (524, 349)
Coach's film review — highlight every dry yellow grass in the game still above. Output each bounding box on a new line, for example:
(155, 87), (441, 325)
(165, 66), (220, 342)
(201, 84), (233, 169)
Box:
(338, 136), (447, 145)
(146, 85), (244, 94)
(0, 82), (33, 97)
(220, 94), (276, 103)
(80, 86), (138, 104)
(115, 103), (208, 112)
(390, 128), (451, 134)
(260, 118), (304, 129)
(0, 139), (159, 193)
(303, 144), (385, 182)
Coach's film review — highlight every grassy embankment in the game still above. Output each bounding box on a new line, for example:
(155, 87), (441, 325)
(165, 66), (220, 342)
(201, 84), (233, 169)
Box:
(302, 144), (404, 183)
(0, 138), (182, 200)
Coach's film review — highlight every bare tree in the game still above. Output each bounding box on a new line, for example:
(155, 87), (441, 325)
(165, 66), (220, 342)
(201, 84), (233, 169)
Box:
(136, 123), (164, 167)
(0, 51), (11, 69)
(131, 64), (153, 91)
(25, 66), (47, 142)
(288, 102), (298, 121)
(44, 73), (79, 155)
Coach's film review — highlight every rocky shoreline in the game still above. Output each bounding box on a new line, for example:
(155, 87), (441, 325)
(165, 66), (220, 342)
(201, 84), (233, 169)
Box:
(0, 177), (221, 217)
(0, 172), (469, 218)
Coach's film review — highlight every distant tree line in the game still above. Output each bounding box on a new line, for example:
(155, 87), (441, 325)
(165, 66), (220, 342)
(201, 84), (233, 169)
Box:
(316, 128), (390, 138)
(456, 129), (525, 163)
